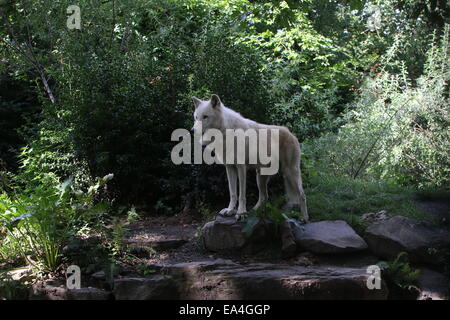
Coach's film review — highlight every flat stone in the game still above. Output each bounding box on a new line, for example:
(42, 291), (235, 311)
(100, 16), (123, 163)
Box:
(114, 260), (388, 300)
(293, 220), (368, 253)
(364, 216), (450, 263)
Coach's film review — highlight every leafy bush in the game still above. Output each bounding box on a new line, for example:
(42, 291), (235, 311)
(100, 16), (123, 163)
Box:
(0, 0), (273, 210)
(241, 197), (303, 238)
(305, 27), (449, 188)
(377, 252), (420, 290)
(0, 174), (112, 272)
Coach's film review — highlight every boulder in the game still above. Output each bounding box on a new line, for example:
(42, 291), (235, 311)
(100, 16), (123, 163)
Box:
(202, 216), (275, 252)
(293, 220), (368, 253)
(364, 216), (450, 263)
(202, 216), (246, 251)
(113, 260), (388, 300)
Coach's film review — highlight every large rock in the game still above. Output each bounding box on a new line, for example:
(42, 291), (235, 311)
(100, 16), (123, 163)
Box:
(202, 216), (275, 252)
(364, 216), (450, 263)
(202, 216), (246, 251)
(293, 220), (368, 253)
(112, 260), (388, 300)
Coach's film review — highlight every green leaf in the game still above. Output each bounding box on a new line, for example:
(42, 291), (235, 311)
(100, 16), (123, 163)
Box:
(241, 215), (260, 238)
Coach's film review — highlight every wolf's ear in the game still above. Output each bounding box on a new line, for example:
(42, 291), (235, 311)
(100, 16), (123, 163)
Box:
(192, 96), (202, 109)
(210, 94), (221, 109)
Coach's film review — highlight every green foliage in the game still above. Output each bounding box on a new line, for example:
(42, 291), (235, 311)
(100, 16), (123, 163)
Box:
(237, 1), (359, 140)
(126, 206), (141, 224)
(0, 174), (113, 272)
(1, 0), (447, 213)
(196, 200), (214, 221)
(241, 197), (303, 237)
(305, 26), (449, 188)
(377, 252), (420, 289)
(111, 217), (125, 255)
(0, 0), (273, 208)
(0, 1), (448, 277)
(306, 173), (434, 233)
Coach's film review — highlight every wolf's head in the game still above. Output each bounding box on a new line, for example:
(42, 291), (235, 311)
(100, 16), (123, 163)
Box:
(191, 94), (223, 134)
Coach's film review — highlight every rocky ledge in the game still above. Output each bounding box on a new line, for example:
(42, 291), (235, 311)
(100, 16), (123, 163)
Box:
(113, 259), (388, 300)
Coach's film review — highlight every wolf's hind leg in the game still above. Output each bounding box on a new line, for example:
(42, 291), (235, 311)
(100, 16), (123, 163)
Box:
(283, 166), (308, 222)
(252, 170), (270, 211)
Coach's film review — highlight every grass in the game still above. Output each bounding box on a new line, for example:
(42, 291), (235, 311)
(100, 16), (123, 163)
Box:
(305, 174), (436, 234)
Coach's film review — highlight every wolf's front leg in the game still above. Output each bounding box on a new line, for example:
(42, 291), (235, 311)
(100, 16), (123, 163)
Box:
(235, 165), (248, 220)
(218, 166), (238, 217)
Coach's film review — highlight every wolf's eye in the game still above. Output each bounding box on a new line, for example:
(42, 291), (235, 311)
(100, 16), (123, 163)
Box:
(203, 115), (208, 120)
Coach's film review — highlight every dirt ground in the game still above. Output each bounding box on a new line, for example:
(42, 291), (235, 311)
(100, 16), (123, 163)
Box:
(121, 213), (380, 269)
(120, 197), (450, 270)
(123, 215), (213, 265)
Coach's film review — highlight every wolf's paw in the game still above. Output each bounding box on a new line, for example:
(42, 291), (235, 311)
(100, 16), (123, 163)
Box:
(218, 208), (236, 217)
(235, 213), (248, 221)
(298, 217), (309, 224)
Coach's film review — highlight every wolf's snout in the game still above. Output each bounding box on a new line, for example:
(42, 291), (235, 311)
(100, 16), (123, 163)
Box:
(192, 120), (202, 134)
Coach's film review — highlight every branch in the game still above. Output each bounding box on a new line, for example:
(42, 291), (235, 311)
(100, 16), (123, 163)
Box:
(0, 10), (56, 104)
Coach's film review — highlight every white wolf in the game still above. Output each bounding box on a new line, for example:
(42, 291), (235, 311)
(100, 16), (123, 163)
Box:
(192, 94), (308, 221)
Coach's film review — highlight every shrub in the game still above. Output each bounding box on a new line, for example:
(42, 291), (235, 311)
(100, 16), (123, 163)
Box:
(377, 252), (421, 298)
(304, 27), (449, 188)
(0, 174), (113, 272)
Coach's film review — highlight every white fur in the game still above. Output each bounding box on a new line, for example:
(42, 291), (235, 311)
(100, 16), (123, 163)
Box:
(192, 94), (308, 221)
